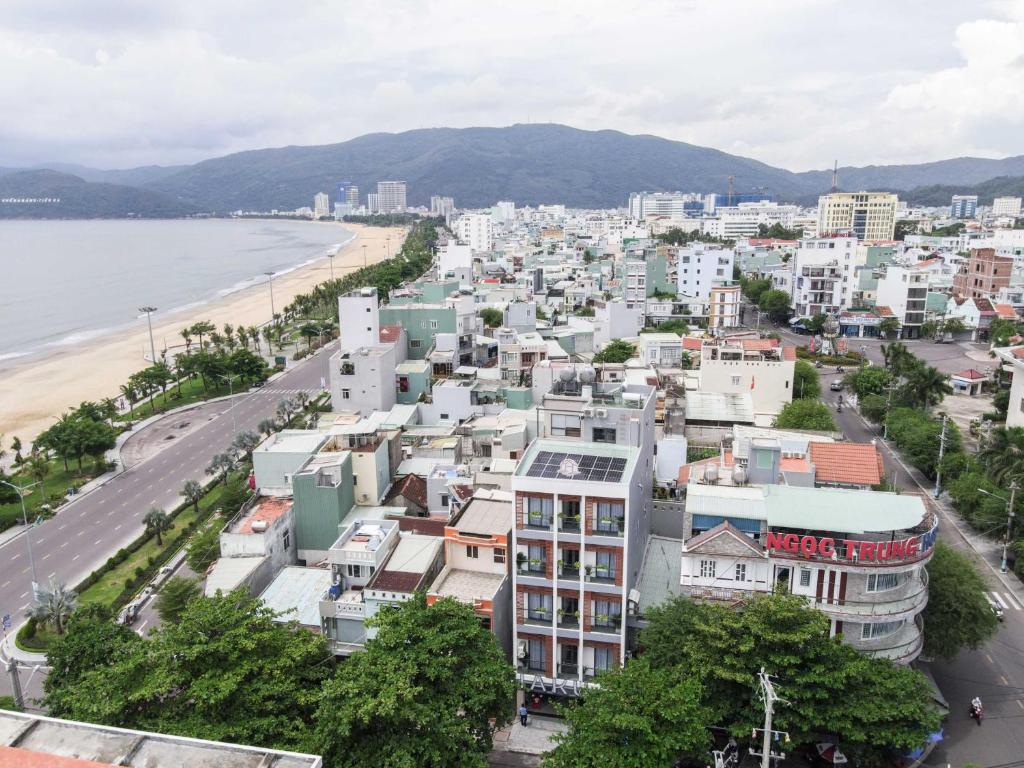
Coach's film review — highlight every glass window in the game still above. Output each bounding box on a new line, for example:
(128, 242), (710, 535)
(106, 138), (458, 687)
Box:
(799, 569), (811, 587)
(861, 620), (904, 640)
(592, 427), (617, 443)
(341, 389), (351, 399)
(526, 496), (554, 528)
(594, 550), (615, 579)
(551, 414), (581, 437)
(700, 559), (716, 579)
(527, 638), (546, 671)
(595, 501), (624, 533)
(867, 572), (901, 592)
(493, 547), (505, 564)
(593, 599), (621, 627)
(593, 646), (613, 671)
(527, 592), (552, 620)
(466, 545), (479, 559)
(346, 564), (361, 577)
(735, 563), (747, 582)
(527, 544), (545, 572)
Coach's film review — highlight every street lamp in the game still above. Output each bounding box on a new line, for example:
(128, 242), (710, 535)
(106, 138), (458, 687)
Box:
(386, 236), (391, 260)
(977, 482), (1018, 573)
(264, 272), (276, 322)
(220, 374), (242, 435)
(362, 244), (368, 269)
(138, 306), (158, 363)
(328, 252), (335, 282)
(0, 481), (40, 595)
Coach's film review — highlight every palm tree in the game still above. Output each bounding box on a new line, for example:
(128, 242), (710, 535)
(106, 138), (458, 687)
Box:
(182, 479), (203, 515)
(903, 364), (952, 410)
(262, 326), (275, 354)
(120, 383), (138, 422)
(257, 418), (277, 438)
(100, 398), (119, 427)
(25, 453), (50, 508)
(180, 327), (193, 352)
(981, 427), (1024, 484)
(191, 320), (215, 350)
(26, 579), (77, 635)
(232, 430), (261, 460)
(249, 326), (261, 353)
(206, 453), (234, 486)
(295, 391), (311, 412)
(878, 317), (901, 339)
(881, 342), (914, 377)
(143, 507), (172, 546)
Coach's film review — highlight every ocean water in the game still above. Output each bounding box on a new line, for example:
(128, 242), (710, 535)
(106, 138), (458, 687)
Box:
(0, 219), (353, 365)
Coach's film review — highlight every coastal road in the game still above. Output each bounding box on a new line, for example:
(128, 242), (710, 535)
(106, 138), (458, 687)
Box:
(817, 366), (1024, 766)
(0, 342), (335, 648)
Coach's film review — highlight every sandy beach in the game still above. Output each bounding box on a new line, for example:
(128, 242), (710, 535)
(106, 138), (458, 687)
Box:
(0, 222), (407, 445)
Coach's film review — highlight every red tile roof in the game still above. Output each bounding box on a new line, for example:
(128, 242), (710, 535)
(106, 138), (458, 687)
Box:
(236, 497), (291, 533)
(393, 515), (448, 537)
(682, 337), (703, 351)
(975, 297), (996, 313)
(392, 473), (428, 509)
(809, 442), (883, 487)
(380, 324), (403, 344)
(782, 346), (797, 361)
(954, 369), (988, 380)
(0, 747), (112, 768)
(995, 303), (1018, 320)
(370, 570), (425, 593)
(741, 339), (779, 352)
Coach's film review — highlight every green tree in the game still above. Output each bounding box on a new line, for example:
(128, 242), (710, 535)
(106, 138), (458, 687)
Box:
(902, 365), (952, 410)
(478, 307), (503, 328)
(227, 348), (267, 384)
(191, 320), (216, 349)
(575, 305), (595, 317)
(773, 399), (836, 431)
(756, 289), (791, 321)
(805, 313), (827, 334)
(844, 366), (891, 399)
(942, 317), (967, 336)
(143, 507), (172, 546)
(24, 453), (51, 506)
(923, 542), (999, 660)
(231, 430), (261, 461)
(181, 479), (203, 515)
(187, 517), (223, 573)
(878, 317), (901, 339)
(545, 660), (709, 768)
(980, 426), (1024, 483)
(740, 277), (771, 305)
(894, 220), (917, 241)
(155, 576), (201, 624)
(44, 606), (140, 717)
(26, 580), (77, 636)
(206, 453), (234, 486)
(881, 342), (915, 376)
(645, 318), (688, 335)
(885, 408), (963, 478)
(312, 595), (514, 768)
(989, 317), (1023, 347)
(860, 394), (888, 424)
(793, 360), (820, 399)
(593, 339), (636, 364)
(47, 590), (331, 750)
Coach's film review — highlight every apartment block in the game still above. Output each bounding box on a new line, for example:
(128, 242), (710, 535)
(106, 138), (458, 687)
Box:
(791, 237), (859, 316)
(816, 192), (898, 241)
(953, 247), (1014, 299)
(708, 284), (741, 329)
(376, 181), (407, 213)
(456, 213), (494, 252)
(675, 245), (735, 302)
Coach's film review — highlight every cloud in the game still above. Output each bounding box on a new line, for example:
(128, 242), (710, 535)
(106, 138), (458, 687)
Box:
(0, 1), (1018, 171)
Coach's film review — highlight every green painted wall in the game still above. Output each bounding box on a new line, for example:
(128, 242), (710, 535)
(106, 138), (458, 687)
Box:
(379, 305), (457, 359)
(292, 454), (355, 554)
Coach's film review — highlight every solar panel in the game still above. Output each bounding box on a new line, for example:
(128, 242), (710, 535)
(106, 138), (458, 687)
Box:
(524, 451), (627, 483)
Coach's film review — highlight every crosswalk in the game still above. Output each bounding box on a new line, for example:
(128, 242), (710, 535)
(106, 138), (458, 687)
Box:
(987, 591), (1023, 611)
(260, 387), (320, 395)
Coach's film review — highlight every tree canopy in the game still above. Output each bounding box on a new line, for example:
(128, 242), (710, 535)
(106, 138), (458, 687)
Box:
(923, 542), (999, 660)
(793, 360), (820, 399)
(774, 399), (836, 431)
(593, 339), (637, 364)
(312, 595), (514, 768)
(478, 307), (503, 328)
(756, 289), (791, 321)
(545, 660), (709, 768)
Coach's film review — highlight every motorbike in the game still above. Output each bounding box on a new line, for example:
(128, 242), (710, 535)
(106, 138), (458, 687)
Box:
(969, 703), (983, 725)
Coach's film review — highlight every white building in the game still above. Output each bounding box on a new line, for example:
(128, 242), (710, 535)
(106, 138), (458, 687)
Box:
(591, 298), (643, 350)
(628, 191), (699, 221)
(817, 192), (898, 241)
(438, 243), (474, 278)
(676, 245), (735, 302)
(992, 197), (1023, 218)
(430, 195), (455, 217)
(376, 181), (407, 213)
(791, 237), (859, 316)
(708, 284), (741, 330)
(702, 203), (804, 240)
(698, 338), (795, 420)
(493, 201), (516, 224)
(456, 213), (494, 252)
(313, 192), (330, 219)
(875, 265), (928, 337)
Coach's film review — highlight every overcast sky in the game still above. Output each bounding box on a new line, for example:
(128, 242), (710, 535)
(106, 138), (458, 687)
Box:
(3, 0), (1023, 171)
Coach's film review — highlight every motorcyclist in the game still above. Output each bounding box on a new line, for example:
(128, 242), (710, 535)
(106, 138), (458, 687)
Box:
(971, 697), (983, 723)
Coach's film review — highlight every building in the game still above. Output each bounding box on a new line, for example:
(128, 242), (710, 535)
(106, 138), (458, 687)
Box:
(992, 196), (1022, 218)
(292, 451), (356, 564)
(994, 346), (1024, 428)
(431, 195), (455, 217)
(0, 711), (322, 767)
(376, 181), (407, 213)
(456, 213), (494, 252)
(697, 338), (796, 420)
(675, 245), (735, 301)
(252, 430), (328, 495)
(951, 194), (978, 219)
(875, 265), (928, 338)
(313, 192), (330, 219)
(678, 481), (936, 663)
(428, 489), (514, 656)
(790, 237), (859, 317)
(337, 181), (359, 207)
(816, 192), (898, 241)
(953, 247), (1014, 299)
(363, 534), (445, 638)
(367, 192), (380, 213)
(628, 191), (700, 220)
(708, 284), (741, 330)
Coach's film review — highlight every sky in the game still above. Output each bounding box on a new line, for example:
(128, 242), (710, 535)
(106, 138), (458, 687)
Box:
(2, 0), (1023, 172)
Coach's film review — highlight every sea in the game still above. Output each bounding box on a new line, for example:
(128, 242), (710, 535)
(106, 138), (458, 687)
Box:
(0, 218), (353, 367)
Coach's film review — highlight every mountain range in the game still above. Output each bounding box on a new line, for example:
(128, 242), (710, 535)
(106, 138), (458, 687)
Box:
(2, 123), (1024, 218)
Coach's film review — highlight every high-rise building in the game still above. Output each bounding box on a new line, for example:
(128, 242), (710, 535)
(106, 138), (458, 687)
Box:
(336, 181), (359, 207)
(367, 193), (380, 214)
(992, 196), (1022, 218)
(455, 213), (493, 252)
(313, 192), (330, 219)
(816, 192), (898, 241)
(376, 181), (407, 213)
(628, 191), (701, 220)
(951, 195), (978, 219)
(430, 195), (455, 217)
(676, 244), (735, 301)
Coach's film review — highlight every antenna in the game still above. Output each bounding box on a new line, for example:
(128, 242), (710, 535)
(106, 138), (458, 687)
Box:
(830, 160), (838, 193)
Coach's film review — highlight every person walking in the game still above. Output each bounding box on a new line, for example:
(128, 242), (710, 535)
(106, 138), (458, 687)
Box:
(519, 704), (529, 727)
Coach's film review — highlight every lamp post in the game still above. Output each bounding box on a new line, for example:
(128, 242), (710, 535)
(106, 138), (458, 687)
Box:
(328, 253), (335, 282)
(220, 374), (241, 435)
(386, 236), (391, 260)
(362, 244), (368, 269)
(139, 306), (158, 363)
(0, 481), (39, 596)
(264, 272), (276, 322)
(977, 482), (1018, 573)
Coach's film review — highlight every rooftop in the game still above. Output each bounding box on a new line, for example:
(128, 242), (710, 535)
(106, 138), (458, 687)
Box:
(430, 567), (506, 603)
(684, 391), (755, 424)
(259, 566), (332, 628)
(809, 442), (884, 486)
(253, 430), (325, 456)
(636, 536), (684, 615)
(0, 711), (320, 768)
(332, 520), (399, 556)
(515, 438), (638, 485)
(452, 492), (514, 536)
(204, 556), (266, 598)
(230, 496), (292, 534)
(369, 535), (443, 593)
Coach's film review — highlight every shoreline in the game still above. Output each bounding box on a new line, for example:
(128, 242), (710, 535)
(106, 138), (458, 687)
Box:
(0, 222), (407, 445)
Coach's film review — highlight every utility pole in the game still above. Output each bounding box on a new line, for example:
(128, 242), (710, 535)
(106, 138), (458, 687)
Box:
(328, 252), (335, 282)
(264, 272), (276, 322)
(139, 306), (158, 363)
(5, 659), (23, 710)
(0, 481), (39, 597)
(362, 244), (368, 269)
(934, 413), (948, 499)
(882, 382), (897, 440)
(1003, 481), (1018, 573)
(220, 374), (241, 436)
(749, 668), (789, 768)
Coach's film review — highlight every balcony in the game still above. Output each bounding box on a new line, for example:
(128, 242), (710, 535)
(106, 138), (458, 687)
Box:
(523, 609), (553, 627)
(557, 663), (579, 677)
(584, 565), (616, 584)
(517, 557), (548, 576)
(557, 611), (580, 629)
(589, 616), (622, 634)
(524, 513), (553, 531)
(558, 561), (581, 579)
(558, 513), (581, 533)
(810, 584), (928, 622)
(592, 516), (625, 537)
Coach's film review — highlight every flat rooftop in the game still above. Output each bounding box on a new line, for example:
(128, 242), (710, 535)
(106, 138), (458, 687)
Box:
(259, 566), (332, 628)
(332, 520), (398, 555)
(230, 496), (292, 534)
(453, 493), (513, 536)
(253, 430), (326, 456)
(0, 711), (320, 767)
(431, 567), (505, 603)
(515, 438), (638, 485)
(369, 535), (442, 593)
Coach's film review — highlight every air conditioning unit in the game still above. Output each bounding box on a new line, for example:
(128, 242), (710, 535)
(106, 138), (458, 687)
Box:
(595, 408), (608, 418)
(517, 640), (528, 660)
(582, 407), (595, 417)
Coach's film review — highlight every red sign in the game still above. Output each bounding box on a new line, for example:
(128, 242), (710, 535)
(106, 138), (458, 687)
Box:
(765, 530), (934, 563)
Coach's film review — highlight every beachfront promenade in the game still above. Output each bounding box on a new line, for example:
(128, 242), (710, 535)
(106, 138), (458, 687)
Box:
(0, 342), (333, 632)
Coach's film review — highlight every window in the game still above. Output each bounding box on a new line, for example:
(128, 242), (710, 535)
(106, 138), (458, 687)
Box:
(593, 599), (621, 627)
(731, 376), (741, 386)
(593, 646), (613, 672)
(700, 559), (716, 579)
(410, 339), (422, 348)
(799, 569), (811, 587)
(494, 547), (506, 564)
(346, 564), (362, 577)
(527, 638), (546, 671)
(735, 563), (747, 582)
(527, 592), (552, 621)
(551, 413), (581, 437)
(594, 501), (624, 533)
(867, 572), (901, 592)
(594, 550), (615, 579)
(861, 620), (904, 640)
(592, 427), (617, 443)
(526, 496), (554, 528)
(341, 388), (351, 400)
(526, 544), (546, 572)
(282, 530), (290, 550)
(440, 493), (449, 508)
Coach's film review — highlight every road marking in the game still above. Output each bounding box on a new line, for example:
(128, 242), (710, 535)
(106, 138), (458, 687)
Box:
(137, 620), (148, 632)
(48, 572), (55, 579)
(1018, 700), (1024, 710)
(109, 510), (118, 516)
(72, 555), (80, 561)
(61, 541), (68, 548)
(19, 592), (26, 599)
(1001, 675), (1009, 685)
(985, 653), (995, 665)
(114, 524), (122, 531)
(0, 581), (8, 589)
(94, 539), (102, 546)
(990, 592), (1008, 609)
(1003, 591), (1023, 611)
(20, 604), (27, 610)
(57, 524), (66, 531)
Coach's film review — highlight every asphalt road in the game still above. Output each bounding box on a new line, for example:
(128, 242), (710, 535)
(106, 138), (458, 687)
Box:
(0, 343), (333, 639)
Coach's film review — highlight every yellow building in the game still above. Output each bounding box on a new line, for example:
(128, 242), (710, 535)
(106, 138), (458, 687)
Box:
(816, 192), (898, 241)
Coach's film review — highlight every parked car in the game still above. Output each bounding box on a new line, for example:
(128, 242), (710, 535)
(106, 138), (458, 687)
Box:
(830, 380), (843, 391)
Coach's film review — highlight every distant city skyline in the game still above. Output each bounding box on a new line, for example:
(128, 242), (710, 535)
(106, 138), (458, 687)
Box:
(1, 1), (1022, 171)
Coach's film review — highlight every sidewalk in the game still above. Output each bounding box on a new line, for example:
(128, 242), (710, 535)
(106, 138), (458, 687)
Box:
(492, 716), (566, 756)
